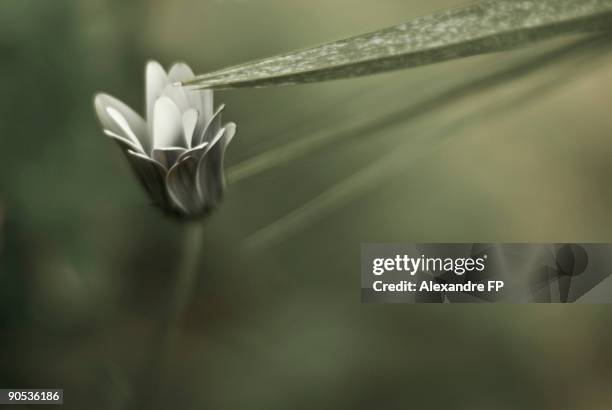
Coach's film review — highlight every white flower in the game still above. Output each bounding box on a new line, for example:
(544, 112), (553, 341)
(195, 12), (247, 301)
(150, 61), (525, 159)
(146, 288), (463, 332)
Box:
(94, 61), (236, 219)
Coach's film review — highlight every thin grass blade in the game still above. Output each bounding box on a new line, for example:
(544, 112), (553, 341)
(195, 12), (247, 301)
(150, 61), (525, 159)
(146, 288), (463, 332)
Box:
(243, 48), (612, 250)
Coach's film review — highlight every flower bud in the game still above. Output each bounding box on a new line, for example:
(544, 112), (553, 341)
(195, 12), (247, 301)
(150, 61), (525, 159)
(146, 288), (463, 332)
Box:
(94, 61), (236, 219)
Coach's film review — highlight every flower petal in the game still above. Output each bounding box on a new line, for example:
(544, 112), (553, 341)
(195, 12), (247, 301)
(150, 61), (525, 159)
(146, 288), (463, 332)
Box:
(168, 62), (196, 83)
(195, 123), (236, 207)
(221, 122), (237, 148)
(126, 150), (173, 211)
(177, 141), (209, 164)
(146, 61), (170, 133)
(104, 129), (142, 153)
(203, 126), (227, 154)
(152, 147), (187, 169)
(182, 108), (199, 148)
(161, 83), (191, 114)
(201, 89), (214, 119)
(94, 93), (148, 153)
(168, 63), (203, 113)
(153, 97), (186, 149)
(195, 104), (225, 146)
(196, 128), (227, 208)
(166, 156), (202, 215)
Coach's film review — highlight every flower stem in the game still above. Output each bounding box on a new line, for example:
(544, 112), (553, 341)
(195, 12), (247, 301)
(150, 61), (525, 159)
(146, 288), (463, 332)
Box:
(136, 222), (204, 409)
(166, 222), (205, 328)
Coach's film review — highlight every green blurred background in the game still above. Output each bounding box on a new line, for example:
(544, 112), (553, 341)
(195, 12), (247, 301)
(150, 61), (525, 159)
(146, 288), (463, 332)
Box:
(2, 0), (612, 409)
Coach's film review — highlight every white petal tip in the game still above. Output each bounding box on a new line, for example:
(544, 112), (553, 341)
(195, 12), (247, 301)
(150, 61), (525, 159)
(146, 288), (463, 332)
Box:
(93, 92), (111, 108)
(146, 60), (167, 79)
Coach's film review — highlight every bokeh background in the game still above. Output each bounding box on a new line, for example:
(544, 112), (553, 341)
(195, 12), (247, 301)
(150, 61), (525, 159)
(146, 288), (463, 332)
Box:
(2, 0), (612, 409)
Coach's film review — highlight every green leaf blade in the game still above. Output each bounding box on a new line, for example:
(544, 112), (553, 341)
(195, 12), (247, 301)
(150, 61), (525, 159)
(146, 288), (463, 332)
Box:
(183, 0), (612, 90)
